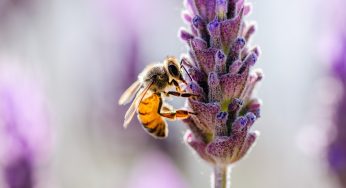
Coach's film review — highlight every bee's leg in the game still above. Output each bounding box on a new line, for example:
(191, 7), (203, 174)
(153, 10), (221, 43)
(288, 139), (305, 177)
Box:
(180, 57), (194, 68)
(164, 91), (199, 98)
(159, 108), (196, 119)
(157, 95), (196, 119)
(160, 110), (196, 119)
(180, 58), (194, 83)
(172, 80), (183, 92)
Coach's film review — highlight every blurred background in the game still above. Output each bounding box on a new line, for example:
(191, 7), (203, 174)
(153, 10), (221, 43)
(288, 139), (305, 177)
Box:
(0, 0), (344, 187)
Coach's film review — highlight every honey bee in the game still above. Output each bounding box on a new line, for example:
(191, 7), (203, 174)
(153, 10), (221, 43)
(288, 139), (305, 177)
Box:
(118, 56), (197, 139)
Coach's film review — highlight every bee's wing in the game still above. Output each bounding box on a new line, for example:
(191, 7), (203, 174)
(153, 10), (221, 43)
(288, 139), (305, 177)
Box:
(118, 80), (142, 105)
(123, 81), (153, 128)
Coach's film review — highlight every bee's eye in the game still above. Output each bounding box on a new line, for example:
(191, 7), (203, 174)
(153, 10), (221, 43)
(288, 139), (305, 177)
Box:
(168, 64), (179, 77)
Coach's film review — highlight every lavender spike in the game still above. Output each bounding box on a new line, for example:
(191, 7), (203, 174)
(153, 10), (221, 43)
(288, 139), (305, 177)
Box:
(178, 0), (263, 187)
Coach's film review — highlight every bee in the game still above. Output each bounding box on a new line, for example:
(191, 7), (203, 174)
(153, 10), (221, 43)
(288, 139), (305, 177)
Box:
(118, 56), (197, 139)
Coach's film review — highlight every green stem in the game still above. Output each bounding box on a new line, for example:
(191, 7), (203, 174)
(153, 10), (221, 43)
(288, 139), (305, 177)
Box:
(213, 165), (231, 188)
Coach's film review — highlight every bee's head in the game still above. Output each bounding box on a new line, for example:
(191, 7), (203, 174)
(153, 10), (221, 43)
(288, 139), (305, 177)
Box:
(163, 56), (186, 84)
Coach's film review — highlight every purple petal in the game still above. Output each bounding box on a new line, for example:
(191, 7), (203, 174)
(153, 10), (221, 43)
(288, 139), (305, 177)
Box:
(208, 72), (222, 102)
(185, 130), (215, 163)
(220, 8), (244, 53)
(220, 71), (248, 100)
(215, 111), (229, 136)
(179, 28), (195, 42)
(192, 48), (218, 74)
(188, 99), (220, 132)
(215, 50), (227, 73)
(216, 0), (228, 20)
(238, 131), (259, 159)
(207, 19), (221, 48)
(243, 23), (256, 42)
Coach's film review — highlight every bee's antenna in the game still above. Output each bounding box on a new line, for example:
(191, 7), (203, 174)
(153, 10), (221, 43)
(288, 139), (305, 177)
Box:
(180, 58), (193, 82)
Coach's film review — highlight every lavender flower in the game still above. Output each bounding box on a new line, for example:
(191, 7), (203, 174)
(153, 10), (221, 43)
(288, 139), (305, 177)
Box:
(0, 63), (51, 188)
(327, 36), (346, 187)
(178, 0), (262, 187)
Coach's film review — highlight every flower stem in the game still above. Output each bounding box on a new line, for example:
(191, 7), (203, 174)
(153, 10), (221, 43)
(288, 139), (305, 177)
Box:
(213, 165), (231, 188)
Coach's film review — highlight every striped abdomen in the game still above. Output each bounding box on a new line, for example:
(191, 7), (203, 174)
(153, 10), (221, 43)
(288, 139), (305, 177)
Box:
(137, 93), (168, 138)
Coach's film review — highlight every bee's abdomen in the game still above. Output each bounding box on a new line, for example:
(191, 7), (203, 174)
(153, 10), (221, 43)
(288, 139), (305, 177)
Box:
(137, 94), (168, 138)
(141, 118), (167, 138)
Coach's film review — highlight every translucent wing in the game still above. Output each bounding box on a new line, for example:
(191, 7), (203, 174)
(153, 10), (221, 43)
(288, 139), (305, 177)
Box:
(123, 81), (153, 128)
(118, 80), (141, 105)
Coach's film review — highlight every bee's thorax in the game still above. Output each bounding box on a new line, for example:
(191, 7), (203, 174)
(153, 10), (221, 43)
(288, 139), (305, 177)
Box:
(139, 64), (170, 92)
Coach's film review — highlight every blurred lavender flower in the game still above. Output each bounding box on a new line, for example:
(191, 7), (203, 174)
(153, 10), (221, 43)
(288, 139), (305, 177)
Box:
(321, 0), (346, 186)
(127, 151), (188, 188)
(0, 63), (51, 188)
(179, 0), (262, 187)
(0, 0), (36, 23)
(327, 36), (346, 187)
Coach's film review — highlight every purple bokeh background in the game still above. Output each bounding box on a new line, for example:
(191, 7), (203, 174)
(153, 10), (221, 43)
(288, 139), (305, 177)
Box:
(0, 0), (344, 187)
(0, 62), (51, 188)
